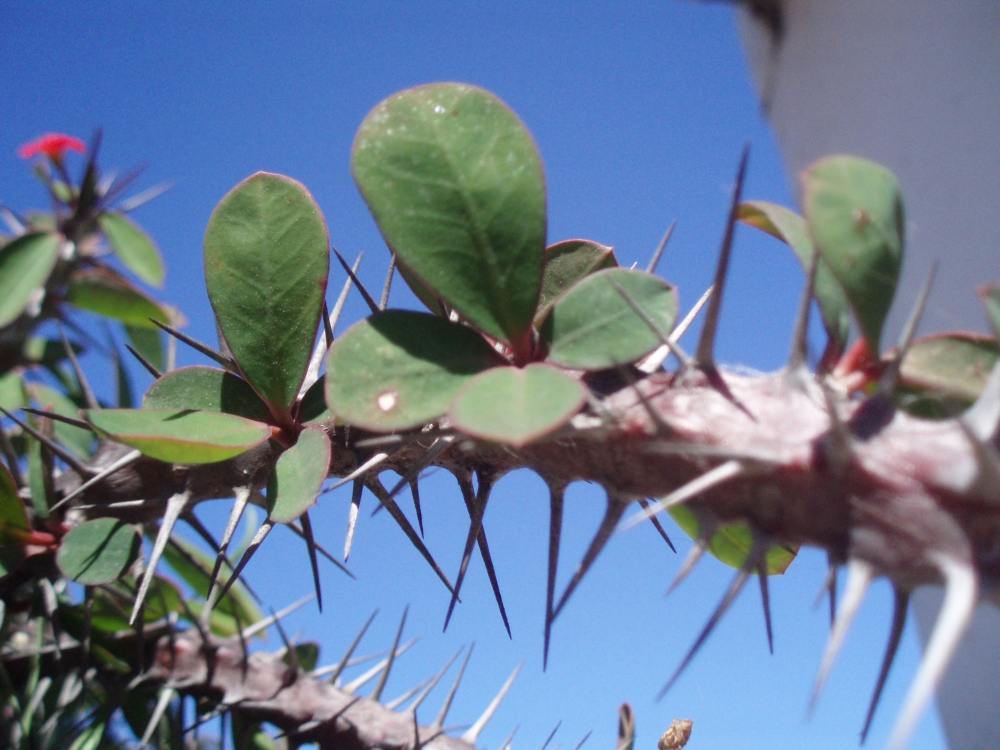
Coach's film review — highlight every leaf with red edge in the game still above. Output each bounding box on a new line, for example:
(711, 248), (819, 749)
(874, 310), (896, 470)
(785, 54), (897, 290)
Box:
(56, 518), (140, 586)
(267, 427), (331, 523)
(143, 366), (273, 423)
(65, 267), (170, 328)
(534, 239), (617, 324)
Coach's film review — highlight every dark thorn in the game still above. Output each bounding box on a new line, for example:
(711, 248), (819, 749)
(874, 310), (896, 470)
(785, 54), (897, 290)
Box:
(544, 482), (566, 670)
(214, 520), (275, 606)
(322, 301), (334, 349)
(444, 472), (495, 633)
(334, 247), (380, 315)
(616, 365), (672, 436)
(326, 610), (378, 685)
(541, 721), (562, 750)
(411, 479), (425, 537)
(300, 510), (323, 612)
(646, 222), (676, 275)
(380, 254), (397, 310)
(207, 489), (252, 604)
(0, 405), (93, 478)
(125, 343), (162, 379)
(609, 279), (693, 370)
(183, 511), (222, 553)
(148, 318), (238, 372)
(860, 587), (909, 744)
(271, 605), (299, 675)
(287, 519), (353, 578)
(21, 407), (92, 431)
(58, 325), (98, 410)
(385, 436), (454, 500)
(365, 477), (456, 596)
(552, 494), (627, 621)
(637, 498), (676, 553)
(659, 567), (751, 699)
(758, 567), (774, 655)
(879, 261), (939, 398)
(82, 586), (94, 671)
(788, 248), (820, 375)
(572, 730), (593, 750)
(344, 477), (364, 561)
(828, 555), (838, 629)
(695, 144), (750, 368)
(460, 474), (510, 638)
(371, 605), (408, 702)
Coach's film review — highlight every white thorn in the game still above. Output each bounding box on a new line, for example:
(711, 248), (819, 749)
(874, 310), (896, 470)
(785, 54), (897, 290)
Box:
(461, 661), (523, 744)
(620, 460), (744, 533)
(887, 555), (978, 750)
(963, 360), (1000, 442)
(638, 285), (714, 374)
(50, 449), (143, 512)
(131, 490), (190, 625)
(433, 643), (474, 731)
(808, 558), (873, 715)
(328, 452), (390, 494)
(140, 687), (175, 748)
(409, 647), (463, 713)
(342, 637), (420, 694)
(241, 593), (316, 640)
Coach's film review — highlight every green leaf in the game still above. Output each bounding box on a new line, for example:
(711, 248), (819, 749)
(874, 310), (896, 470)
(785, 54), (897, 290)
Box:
(326, 310), (502, 431)
(899, 333), (999, 403)
(738, 201), (851, 352)
(0, 462), (28, 538)
(28, 436), (55, 517)
(204, 172), (330, 421)
(85, 408), (272, 464)
(0, 372), (26, 413)
(99, 211), (165, 287)
(28, 383), (95, 458)
(978, 284), (1000, 339)
(143, 366), (273, 423)
(534, 239), (617, 324)
(65, 267), (170, 328)
(0, 232), (60, 327)
(56, 518), (140, 585)
(396, 259), (446, 315)
(267, 426), (330, 523)
(668, 505), (796, 575)
(125, 324), (164, 373)
(68, 719), (106, 750)
(298, 377), (331, 424)
(541, 268), (679, 370)
(352, 83), (546, 353)
(803, 156), (904, 353)
(449, 364), (586, 447)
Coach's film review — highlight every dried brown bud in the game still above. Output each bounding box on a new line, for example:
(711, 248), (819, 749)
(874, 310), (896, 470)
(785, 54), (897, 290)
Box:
(657, 719), (694, 750)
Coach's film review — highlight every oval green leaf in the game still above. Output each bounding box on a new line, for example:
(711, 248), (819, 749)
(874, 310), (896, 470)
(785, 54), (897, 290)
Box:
(57, 518), (140, 585)
(534, 239), (617, 324)
(326, 310), (503, 431)
(204, 172), (330, 421)
(899, 333), (999, 403)
(542, 268), (679, 370)
(99, 211), (165, 287)
(668, 505), (796, 575)
(267, 426), (330, 523)
(803, 156), (904, 353)
(0, 463), (28, 539)
(449, 363), (586, 447)
(978, 284), (1000, 339)
(0, 232), (60, 327)
(738, 201), (851, 352)
(143, 366), (273, 423)
(85, 408), (272, 464)
(352, 83), (546, 353)
(65, 267), (170, 328)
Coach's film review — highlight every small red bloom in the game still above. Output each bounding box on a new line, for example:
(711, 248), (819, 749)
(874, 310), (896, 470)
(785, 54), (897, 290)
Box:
(18, 133), (87, 161)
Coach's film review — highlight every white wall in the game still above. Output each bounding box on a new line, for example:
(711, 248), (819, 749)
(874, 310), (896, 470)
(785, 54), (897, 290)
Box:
(737, 2), (1000, 748)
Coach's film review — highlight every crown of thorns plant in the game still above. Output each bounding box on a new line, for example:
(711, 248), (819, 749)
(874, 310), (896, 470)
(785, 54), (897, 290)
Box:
(2, 82), (1000, 750)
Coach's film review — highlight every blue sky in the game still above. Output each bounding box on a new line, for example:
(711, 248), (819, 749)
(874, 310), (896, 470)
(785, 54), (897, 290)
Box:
(2, 3), (947, 749)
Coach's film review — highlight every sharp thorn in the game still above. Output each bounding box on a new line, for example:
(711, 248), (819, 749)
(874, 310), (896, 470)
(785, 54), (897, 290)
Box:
(638, 284), (713, 374)
(963, 360), (1000, 442)
(131, 490), (190, 624)
(207, 487), (253, 607)
(300, 510), (323, 612)
(48, 448), (141, 512)
(498, 725), (520, 750)
(182, 510), (222, 553)
(457, 473), (510, 637)
(544, 481), (566, 670)
(667, 518), (715, 595)
(609, 279), (693, 370)
(385, 436), (454, 500)
(330, 252), (363, 336)
(637, 498), (676, 553)
(860, 587), (909, 744)
(380, 254), (397, 310)
(616, 365), (673, 436)
(409, 647), (463, 713)
(58, 325), (98, 410)
(371, 605), (408, 702)
(366, 476), (456, 596)
(552, 492), (628, 621)
(270, 604), (299, 674)
(139, 687), (175, 748)
(433, 643), (474, 731)
(215, 519), (275, 607)
(326, 451), (390, 495)
(344, 477), (364, 561)
(695, 144), (750, 368)
(334, 247), (380, 315)
(620, 460), (745, 533)
(758, 566), (774, 655)
(879, 261), (939, 398)
(118, 180), (174, 212)
(342, 636), (419, 694)
(287, 518), (353, 578)
(148, 318), (238, 373)
(385, 676), (432, 711)
(659, 565), (752, 700)
(411, 479), (425, 537)
(125, 343), (162, 379)
(787, 247), (820, 375)
(808, 558), (874, 716)
(323, 609), (378, 685)
(0, 405), (93, 478)
(444, 472), (494, 632)
(322, 301), (335, 348)
(541, 720), (562, 750)
(21, 407), (92, 431)
(646, 221), (676, 275)
(241, 593), (316, 640)
(887, 556), (977, 750)
(818, 379), (855, 473)
(461, 661), (523, 744)
(571, 730), (593, 750)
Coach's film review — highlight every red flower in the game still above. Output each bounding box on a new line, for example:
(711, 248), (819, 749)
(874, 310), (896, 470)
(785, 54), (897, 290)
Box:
(18, 133), (87, 161)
